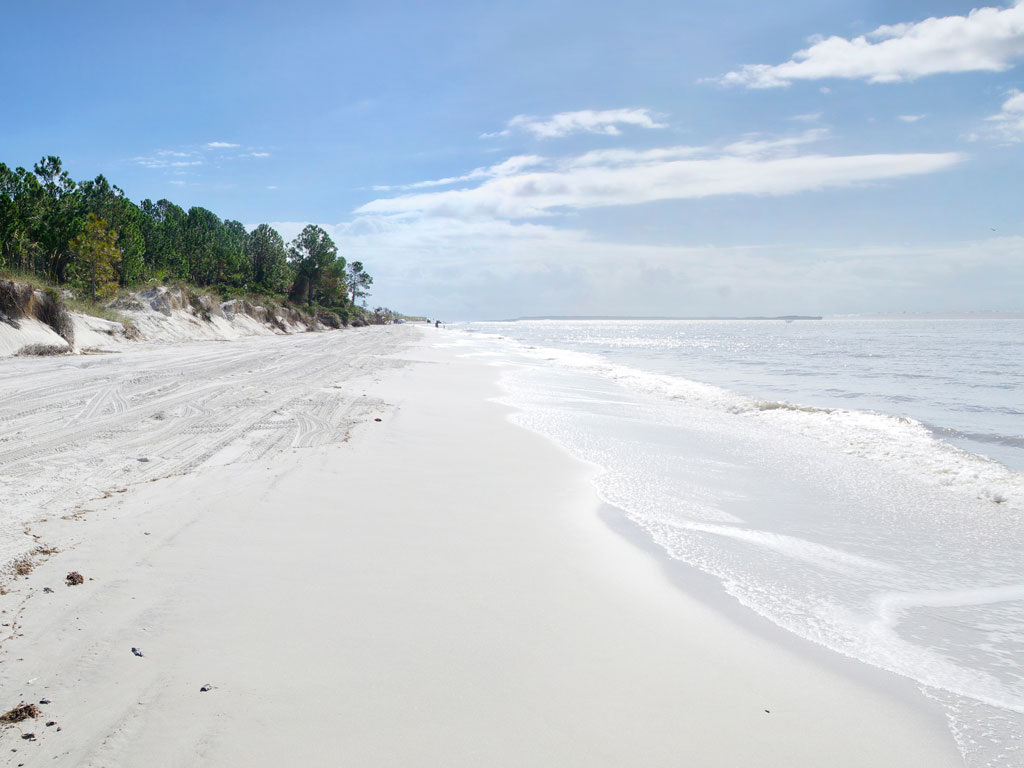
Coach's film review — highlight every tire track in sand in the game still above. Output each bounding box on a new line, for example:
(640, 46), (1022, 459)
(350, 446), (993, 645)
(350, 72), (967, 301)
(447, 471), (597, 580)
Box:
(0, 326), (415, 568)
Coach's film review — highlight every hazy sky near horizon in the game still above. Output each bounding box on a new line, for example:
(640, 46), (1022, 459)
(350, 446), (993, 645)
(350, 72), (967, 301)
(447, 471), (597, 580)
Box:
(2, 0), (1023, 318)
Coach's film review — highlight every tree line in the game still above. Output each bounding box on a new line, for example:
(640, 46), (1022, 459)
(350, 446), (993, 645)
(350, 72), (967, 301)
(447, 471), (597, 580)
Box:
(0, 156), (372, 316)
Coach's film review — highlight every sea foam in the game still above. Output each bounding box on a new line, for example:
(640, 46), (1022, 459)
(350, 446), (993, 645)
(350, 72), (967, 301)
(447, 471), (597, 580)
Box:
(449, 319), (1024, 767)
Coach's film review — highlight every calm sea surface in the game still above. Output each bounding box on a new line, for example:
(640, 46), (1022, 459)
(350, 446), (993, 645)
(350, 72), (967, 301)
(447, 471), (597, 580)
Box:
(451, 318), (1024, 768)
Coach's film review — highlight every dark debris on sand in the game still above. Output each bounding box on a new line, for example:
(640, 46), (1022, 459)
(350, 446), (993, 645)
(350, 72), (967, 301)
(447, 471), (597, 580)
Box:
(0, 704), (39, 725)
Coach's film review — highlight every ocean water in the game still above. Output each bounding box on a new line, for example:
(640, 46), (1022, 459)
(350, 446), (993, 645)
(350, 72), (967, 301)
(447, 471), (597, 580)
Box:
(449, 318), (1024, 768)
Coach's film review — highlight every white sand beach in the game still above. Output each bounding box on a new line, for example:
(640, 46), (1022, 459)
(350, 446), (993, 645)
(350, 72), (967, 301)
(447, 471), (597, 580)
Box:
(0, 325), (962, 766)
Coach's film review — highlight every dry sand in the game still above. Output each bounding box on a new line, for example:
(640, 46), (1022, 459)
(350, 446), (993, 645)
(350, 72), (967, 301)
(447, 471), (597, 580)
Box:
(0, 285), (319, 360)
(0, 325), (962, 766)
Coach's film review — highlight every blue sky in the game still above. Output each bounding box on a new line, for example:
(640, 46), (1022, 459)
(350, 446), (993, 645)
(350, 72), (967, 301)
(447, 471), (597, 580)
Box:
(2, 0), (1023, 318)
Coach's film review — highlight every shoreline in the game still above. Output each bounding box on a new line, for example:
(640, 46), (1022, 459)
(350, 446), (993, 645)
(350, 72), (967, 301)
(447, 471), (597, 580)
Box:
(465, 332), (964, 761)
(596, 503), (960, 732)
(0, 327), (963, 766)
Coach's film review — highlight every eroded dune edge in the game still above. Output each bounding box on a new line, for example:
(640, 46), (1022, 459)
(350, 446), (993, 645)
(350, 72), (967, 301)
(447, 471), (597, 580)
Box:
(1, 279), (343, 360)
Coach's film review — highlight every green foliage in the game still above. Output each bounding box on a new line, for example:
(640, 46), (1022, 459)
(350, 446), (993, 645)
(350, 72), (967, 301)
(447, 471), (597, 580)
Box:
(0, 154), (389, 318)
(0, 163), (30, 270)
(183, 206), (220, 285)
(223, 219), (251, 285)
(31, 156), (84, 282)
(347, 260), (373, 306)
(139, 198), (187, 276)
(369, 306), (400, 324)
(316, 258), (350, 307)
(288, 224), (341, 307)
(79, 175), (145, 285)
(68, 214), (120, 302)
(0, 158), (81, 281)
(64, 295), (132, 328)
(246, 223), (292, 294)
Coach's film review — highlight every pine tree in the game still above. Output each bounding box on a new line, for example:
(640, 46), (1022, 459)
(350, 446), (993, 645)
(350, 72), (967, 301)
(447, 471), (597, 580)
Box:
(69, 213), (120, 302)
(347, 261), (373, 306)
(288, 225), (338, 306)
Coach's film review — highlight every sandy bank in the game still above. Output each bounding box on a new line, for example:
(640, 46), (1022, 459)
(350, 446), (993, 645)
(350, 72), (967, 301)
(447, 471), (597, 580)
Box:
(0, 327), (961, 766)
(0, 282), (326, 359)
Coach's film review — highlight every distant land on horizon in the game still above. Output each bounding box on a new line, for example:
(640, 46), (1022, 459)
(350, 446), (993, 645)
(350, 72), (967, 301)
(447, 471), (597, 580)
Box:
(484, 311), (1024, 322)
(501, 315), (824, 322)
(833, 311), (1024, 320)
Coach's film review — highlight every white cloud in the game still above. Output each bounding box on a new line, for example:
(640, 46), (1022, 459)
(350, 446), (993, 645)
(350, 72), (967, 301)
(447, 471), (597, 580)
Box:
(716, 2), (1024, 88)
(263, 213), (1024, 318)
(483, 108), (667, 139)
(169, 180), (186, 186)
(134, 143), (270, 175)
(358, 131), (964, 220)
(790, 112), (823, 122)
(566, 145), (705, 167)
(134, 155), (203, 169)
(985, 88), (1024, 140)
(266, 185), (278, 190)
(721, 128), (831, 156)
(897, 114), (927, 122)
(373, 155), (545, 191)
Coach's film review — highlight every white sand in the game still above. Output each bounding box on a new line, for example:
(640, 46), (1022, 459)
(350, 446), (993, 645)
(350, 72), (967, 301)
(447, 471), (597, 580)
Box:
(1, 285), (318, 359)
(0, 317), (69, 357)
(0, 326), (963, 766)
(111, 288), (312, 347)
